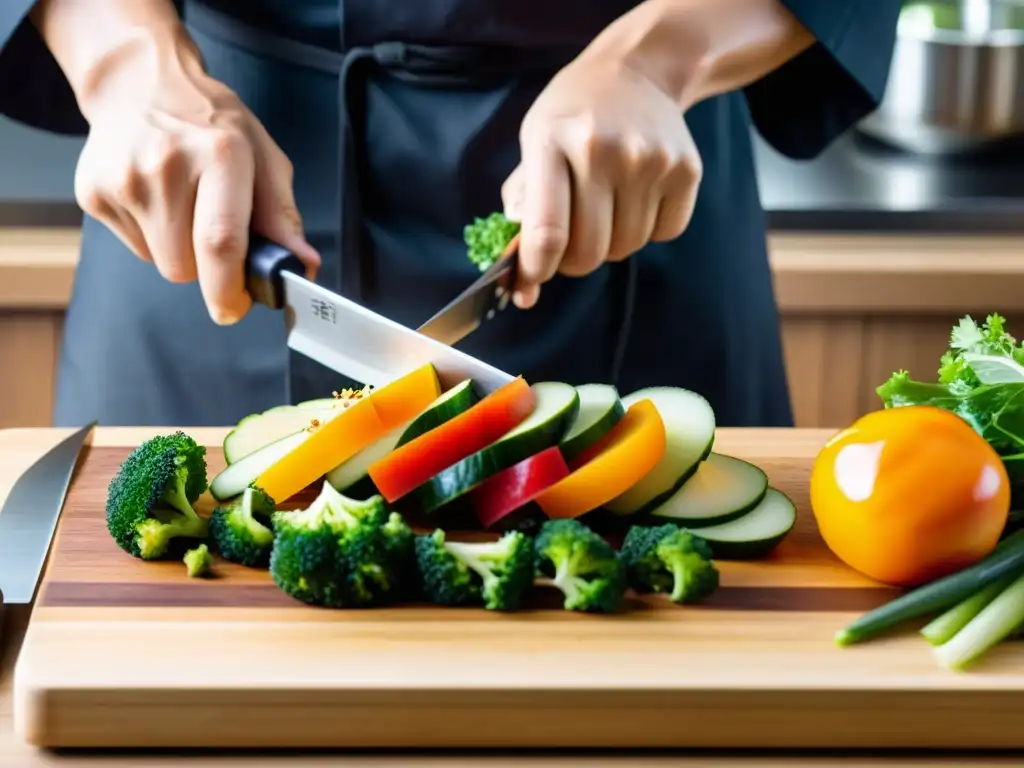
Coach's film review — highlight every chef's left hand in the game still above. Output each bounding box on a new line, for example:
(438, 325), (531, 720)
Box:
(502, 54), (702, 309)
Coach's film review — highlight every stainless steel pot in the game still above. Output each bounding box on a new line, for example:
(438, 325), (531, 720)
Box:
(857, 0), (1024, 154)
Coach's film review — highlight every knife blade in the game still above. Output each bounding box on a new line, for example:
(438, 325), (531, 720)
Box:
(416, 233), (520, 346)
(0, 421), (95, 605)
(244, 236), (516, 394)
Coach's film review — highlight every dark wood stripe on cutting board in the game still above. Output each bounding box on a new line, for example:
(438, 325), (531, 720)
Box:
(40, 581), (902, 612)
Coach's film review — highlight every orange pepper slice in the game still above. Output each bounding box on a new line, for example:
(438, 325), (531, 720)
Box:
(255, 364), (441, 502)
(535, 399), (666, 519)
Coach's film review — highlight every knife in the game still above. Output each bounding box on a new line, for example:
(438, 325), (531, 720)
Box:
(0, 421), (95, 607)
(245, 237), (516, 394)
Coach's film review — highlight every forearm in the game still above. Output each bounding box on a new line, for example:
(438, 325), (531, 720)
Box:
(585, 0), (815, 110)
(29, 0), (207, 120)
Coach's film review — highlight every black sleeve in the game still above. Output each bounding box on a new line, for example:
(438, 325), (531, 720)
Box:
(0, 0), (184, 137)
(743, 0), (902, 159)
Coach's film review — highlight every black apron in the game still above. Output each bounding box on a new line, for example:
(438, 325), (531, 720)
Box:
(52, 0), (793, 428)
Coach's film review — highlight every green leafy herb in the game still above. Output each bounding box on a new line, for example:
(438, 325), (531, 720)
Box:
(463, 212), (520, 272)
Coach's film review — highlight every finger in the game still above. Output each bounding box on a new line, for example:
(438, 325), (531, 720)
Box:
(251, 130), (321, 280)
(512, 283), (541, 310)
(501, 164), (525, 221)
(607, 187), (657, 263)
(651, 156), (702, 242)
(559, 174), (613, 277)
(80, 189), (153, 263)
(517, 136), (571, 291)
(192, 133), (256, 325)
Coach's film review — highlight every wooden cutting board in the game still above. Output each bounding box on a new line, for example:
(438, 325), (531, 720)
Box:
(9, 427), (1024, 751)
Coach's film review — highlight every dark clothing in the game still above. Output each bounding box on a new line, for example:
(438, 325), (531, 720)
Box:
(0, 0), (900, 428)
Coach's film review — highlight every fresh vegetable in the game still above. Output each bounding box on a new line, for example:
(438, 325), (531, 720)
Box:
(105, 431), (209, 560)
(414, 528), (534, 610)
(183, 543), (213, 578)
(208, 486), (277, 568)
(325, 421), (409, 494)
(558, 383), (625, 462)
(533, 519), (627, 613)
(933, 570), (1024, 670)
(268, 482), (415, 608)
(210, 428), (308, 501)
(603, 387), (716, 517)
(410, 381), (580, 514)
(646, 452), (768, 528)
(396, 379), (479, 447)
(620, 524), (720, 604)
(256, 363), (441, 503)
(470, 446), (569, 531)
(222, 388), (368, 464)
(464, 211), (520, 272)
(811, 405), (1010, 587)
(535, 399), (666, 520)
(368, 377), (537, 503)
(690, 487), (796, 560)
(835, 529), (1024, 646)
(920, 572), (1018, 646)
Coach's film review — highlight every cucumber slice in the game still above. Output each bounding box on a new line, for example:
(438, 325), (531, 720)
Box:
(412, 381), (580, 514)
(211, 429), (310, 501)
(295, 397), (339, 410)
(396, 379), (479, 447)
(558, 383), (625, 462)
(647, 453), (768, 528)
(604, 387), (716, 517)
(223, 404), (340, 464)
(326, 421), (410, 492)
(694, 487), (796, 560)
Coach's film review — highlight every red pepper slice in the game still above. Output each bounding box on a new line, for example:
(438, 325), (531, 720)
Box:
(470, 446), (570, 530)
(368, 377), (535, 502)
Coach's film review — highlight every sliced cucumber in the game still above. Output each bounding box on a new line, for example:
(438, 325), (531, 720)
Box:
(223, 403), (341, 464)
(558, 383), (625, 462)
(647, 452), (768, 528)
(211, 428), (310, 501)
(326, 421), (410, 492)
(412, 381), (580, 514)
(396, 379), (479, 448)
(604, 387), (716, 517)
(295, 397), (339, 410)
(693, 487), (796, 560)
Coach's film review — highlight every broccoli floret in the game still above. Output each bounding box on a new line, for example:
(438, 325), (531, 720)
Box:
(269, 481), (414, 608)
(533, 519), (626, 613)
(183, 543), (213, 578)
(105, 431), (209, 560)
(621, 524), (720, 604)
(415, 528), (534, 611)
(464, 211), (520, 272)
(209, 486), (276, 568)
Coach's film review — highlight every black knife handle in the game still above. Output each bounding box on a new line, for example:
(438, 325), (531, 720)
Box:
(244, 235), (305, 309)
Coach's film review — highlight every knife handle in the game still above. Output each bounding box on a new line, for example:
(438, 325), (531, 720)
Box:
(244, 235), (305, 310)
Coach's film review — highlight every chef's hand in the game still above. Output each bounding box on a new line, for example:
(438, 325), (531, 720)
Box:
(32, 0), (320, 325)
(502, 55), (702, 309)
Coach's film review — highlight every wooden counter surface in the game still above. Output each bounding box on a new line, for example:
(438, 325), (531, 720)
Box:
(1, 427), (1024, 765)
(5, 227), (1024, 313)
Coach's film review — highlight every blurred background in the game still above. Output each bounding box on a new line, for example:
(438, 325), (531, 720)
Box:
(2, 0), (1024, 432)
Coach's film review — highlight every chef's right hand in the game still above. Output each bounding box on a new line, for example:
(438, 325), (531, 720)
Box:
(72, 47), (320, 325)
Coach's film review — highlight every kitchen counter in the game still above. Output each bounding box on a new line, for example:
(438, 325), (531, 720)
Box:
(2, 426), (1024, 766)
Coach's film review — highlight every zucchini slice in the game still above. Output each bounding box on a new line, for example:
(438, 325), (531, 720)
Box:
(412, 381), (580, 514)
(223, 404), (339, 464)
(604, 387), (716, 517)
(396, 379), (479, 447)
(647, 452), (768, 528)
(694, 487), (796, 560)
(211, 428), (310, 501)
(326, 421), (410, 493)
(558, 383), (625, 462)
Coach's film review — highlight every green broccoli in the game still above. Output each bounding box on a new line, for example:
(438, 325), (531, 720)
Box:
(464, 211), (520, 271)
(183, 543), (213, 578)
(208, 486), (276, 568)
(105, 431), (209, 560)
(533, 519), (626, 613)
(620, 524), (720, 604)
(269, 481), (414, 608)
(415, 528), (534, 611)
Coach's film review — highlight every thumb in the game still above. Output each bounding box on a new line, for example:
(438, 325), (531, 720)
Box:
(501, 164), (525, 222)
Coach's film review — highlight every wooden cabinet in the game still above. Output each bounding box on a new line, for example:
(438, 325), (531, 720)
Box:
(3, 229), (1024, 430)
